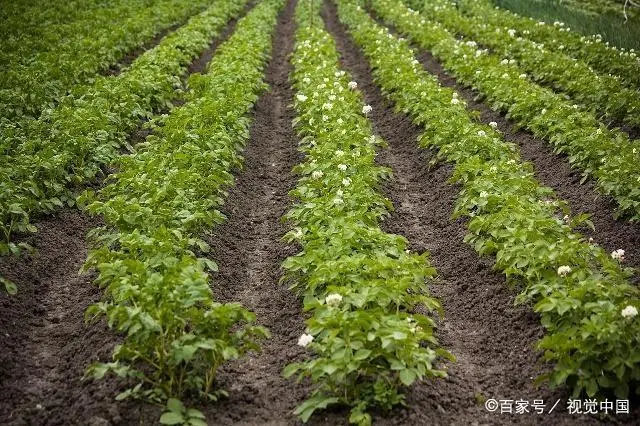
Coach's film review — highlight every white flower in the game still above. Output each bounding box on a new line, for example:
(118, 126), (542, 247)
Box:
(333, 197), (344, 205)
(563, 214), (570, 222)
(338, 164), (347, 171)
(501, 59), (509, 65)
(451, 98), (460, 105)
(477, 130), (486, 137)
(519, 73), (527, 79)
(335, 150), (345, 157)
(337, 118), (344, 124)
(621, 305), (638, 318)
(297, 333), (314, 347)
(342, 177), (351, 186)
(322, 115), (329, 121)
(508, 29), (516, 37)
(362, 105), (372, 115)
(303, 77), (311, 84)
(325, 293), (343, 306)
(348, 81), (358, 90)
(557, 265), (572, 277)
(323, 102), (333, 110)
(489, 121), (498, 128)
(296, 94), (307, 102)
(612, 249), (625, 261)
(312, 170), (324, 179)
(336, 189), (344, 197)
(479, 191), (488, 198)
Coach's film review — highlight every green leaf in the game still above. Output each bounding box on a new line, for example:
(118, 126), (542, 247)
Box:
(166, 398), (185, 413)
(353, 349), (372, 361)
(159, 412), (185, 425)
(399, 368), (416, 386)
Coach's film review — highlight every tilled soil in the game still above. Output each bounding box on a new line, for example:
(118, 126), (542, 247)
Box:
(202, 0), (310, 423)
(1, 0), (640, 424)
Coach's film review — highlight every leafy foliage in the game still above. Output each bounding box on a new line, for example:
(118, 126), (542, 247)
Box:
(80, 0), (284, 417)
(282, 1), (451, 424)
(455, 0), (640, 90)
(0, 0), (249, 286)
(338, 0), (640, 401)
(416, 0), (640, 128)
(375, 0), (640, 222)
(0, 0), (211, 124)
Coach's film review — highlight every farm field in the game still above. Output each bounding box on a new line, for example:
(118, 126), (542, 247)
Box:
(0, 0), (639, 425)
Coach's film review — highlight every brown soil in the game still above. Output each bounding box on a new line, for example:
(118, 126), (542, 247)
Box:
(322, 1), (639, 425)
(202, 1), (311, 422)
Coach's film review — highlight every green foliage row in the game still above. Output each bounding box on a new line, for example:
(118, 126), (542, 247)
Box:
(281, 1), (451, 424)
(416, 0), (640, 128)
(374, 0), (640, 222)
(337, 0), (640, 400)
(0, 0), (248, 264)
(0, 0), (211, 123)
(78, 0), (284, 422)
(456, 0), (640, 90)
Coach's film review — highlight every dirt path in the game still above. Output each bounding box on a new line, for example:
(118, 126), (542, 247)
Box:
(201, 0), (310, 423)
(321, 1), (629, 424)
(0, 9), (256, 424)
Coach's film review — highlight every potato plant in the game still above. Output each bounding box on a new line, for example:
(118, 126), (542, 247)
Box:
(0, 0), (248, 274)
(0, 0), (212, 124)
(337, 0), (640, 401)
(78, 0), (285, 420)
(452, 0), (640, 91)
(281, 1), (451, 424)
(417, 0), (640, 128)
(373, 0), (640, 222)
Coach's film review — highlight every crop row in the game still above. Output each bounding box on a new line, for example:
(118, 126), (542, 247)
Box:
(454, 0), (640, 91)
(373, 0), (640, 222)
(79, 0), (283, 423)
(416, 0), (640, 128)
(337, 0), (640, 399)
(0, 0), (248, 264)
(281, 1), (450, 424)
(0, 0), (211, 123)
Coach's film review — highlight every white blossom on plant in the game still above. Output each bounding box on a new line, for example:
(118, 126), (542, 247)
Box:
(612, 249), (625, 261)
(557, 265), (572, 277)
(325, 293), (343, 306)
(348, 81), (358, 90)
(622, 305), (638, 318)
(362, 105), (372, 115)
(297, 333), (314, 347)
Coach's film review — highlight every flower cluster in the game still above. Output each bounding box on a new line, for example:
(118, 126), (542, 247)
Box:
(283, 3), (449, 423)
